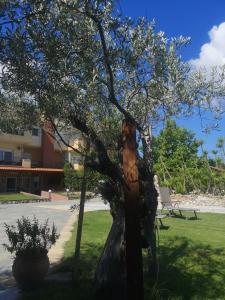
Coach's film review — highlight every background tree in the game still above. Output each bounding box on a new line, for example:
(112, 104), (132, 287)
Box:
(153, 120), (200, 193)
(153, 121), (225, 194)
(64, 162), (104, 192)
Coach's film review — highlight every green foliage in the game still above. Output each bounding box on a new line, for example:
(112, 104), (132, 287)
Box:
(153, 120), (225, 194)
(3, 216), (59, 257)
(1, 0), (225, 184)
(0, 95), (38, 134)
(63, 162), (81, 191)
(63, 162), (106, 192)
(85, 168), (107, 192)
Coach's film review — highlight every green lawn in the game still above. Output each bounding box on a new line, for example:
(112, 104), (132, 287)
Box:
(22, 211), (225, 300)
(0, 193), (38, 201)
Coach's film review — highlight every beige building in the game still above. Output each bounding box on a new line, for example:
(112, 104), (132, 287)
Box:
(0, 123), (83, 193)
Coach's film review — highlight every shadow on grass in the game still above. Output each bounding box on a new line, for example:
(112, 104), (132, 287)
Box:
(145, 237), (225, 300)
(23, 238), (225, 300)
(158, 225), (170, 230)
(168, 214), (199, 221)
(22, 243), (105, 300)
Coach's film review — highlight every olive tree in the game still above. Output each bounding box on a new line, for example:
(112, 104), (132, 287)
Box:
(0, 1), (225, 299)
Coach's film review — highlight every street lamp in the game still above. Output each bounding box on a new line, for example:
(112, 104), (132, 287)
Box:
(48, 189), (52, 200)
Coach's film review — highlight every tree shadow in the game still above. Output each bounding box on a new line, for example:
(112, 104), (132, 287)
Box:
(22, 238), (225, 299)
(158, 225), (170, 230)
(161, 210), (200, 221)
(47, 242), (105, 299)
(168, 214), (199, 221)
(145, 237), (225, 299)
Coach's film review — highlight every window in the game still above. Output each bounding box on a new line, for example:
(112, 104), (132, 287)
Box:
(4, 152), (13, 161)
(0, 150), (13, 162)
(32, 128), (39, 137)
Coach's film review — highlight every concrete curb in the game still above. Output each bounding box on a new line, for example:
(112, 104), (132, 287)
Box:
(48, 212), (78, 266)
(0, 199), (50, 205)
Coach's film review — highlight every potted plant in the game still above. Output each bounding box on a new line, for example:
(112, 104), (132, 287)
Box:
(3, 216), (59, 289)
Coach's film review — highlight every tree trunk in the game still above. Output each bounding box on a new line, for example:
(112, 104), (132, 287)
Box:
(94, 121), (158, 298)
(94, 203), (126, 300)
(122, 119), (144, 300)
(94, 173), (158, 299)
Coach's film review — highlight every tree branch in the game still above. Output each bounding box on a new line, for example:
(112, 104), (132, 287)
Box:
(48, 118), (83, 156)
(88, 13), (142, 130)
(65, 3), (143, 131)
(68, 114), (122, 182)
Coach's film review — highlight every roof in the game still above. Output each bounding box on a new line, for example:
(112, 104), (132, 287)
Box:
(0, 166), (63, 173)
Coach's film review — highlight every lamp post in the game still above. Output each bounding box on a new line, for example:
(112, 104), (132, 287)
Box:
(48, 189), (52, 200)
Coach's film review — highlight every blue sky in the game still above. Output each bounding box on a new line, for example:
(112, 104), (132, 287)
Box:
(120, 0), (225, 154)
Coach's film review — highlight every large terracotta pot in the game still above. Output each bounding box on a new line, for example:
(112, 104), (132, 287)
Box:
(12, 254), (49, 289)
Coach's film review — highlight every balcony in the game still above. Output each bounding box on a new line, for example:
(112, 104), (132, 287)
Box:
(0, 133), (30, 145)
(0, 158), (64, 169)
(0, 160), (21, 166)
(0, 131), (41, 147)
(0, 154), (21, 166)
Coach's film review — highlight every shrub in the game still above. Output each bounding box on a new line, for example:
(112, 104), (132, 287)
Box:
(64, 162), (106, 192)
(3, 216), (59, 257)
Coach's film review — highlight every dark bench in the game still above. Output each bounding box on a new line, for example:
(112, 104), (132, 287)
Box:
(162, 204), (199, 219)
(156, 214), (167, 227)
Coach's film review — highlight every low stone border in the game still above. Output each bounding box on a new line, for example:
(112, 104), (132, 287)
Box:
(0, 198), (50, 205)
(171, 194), (225, 207)
(48, 213), (78, 266)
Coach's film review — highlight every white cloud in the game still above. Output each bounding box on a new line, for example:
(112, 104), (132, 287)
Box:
(191, 22), (225, 68)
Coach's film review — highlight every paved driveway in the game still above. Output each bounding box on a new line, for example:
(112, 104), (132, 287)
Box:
(0, 198), (108, 286)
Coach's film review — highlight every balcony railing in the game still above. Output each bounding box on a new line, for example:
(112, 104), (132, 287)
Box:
(0, 159), (21, 166)
(0, 159), (64, 169)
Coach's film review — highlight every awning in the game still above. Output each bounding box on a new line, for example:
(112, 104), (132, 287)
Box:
(0, 166), (63, 173)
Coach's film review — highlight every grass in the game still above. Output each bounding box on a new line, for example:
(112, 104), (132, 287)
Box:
(22, 211), (225, 300)
(146, 212), (225, 299)
(0, 193), (38, 201)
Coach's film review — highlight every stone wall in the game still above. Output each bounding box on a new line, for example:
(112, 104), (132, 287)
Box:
(171, 194), (225, 207)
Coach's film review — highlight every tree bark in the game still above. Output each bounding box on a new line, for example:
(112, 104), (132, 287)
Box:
(122, 120), (144, 300)
(94, 173), (158, 299)
(94, 203), (126, 300)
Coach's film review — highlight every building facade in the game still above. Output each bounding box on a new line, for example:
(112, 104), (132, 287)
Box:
(0, 123), (83, 194)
